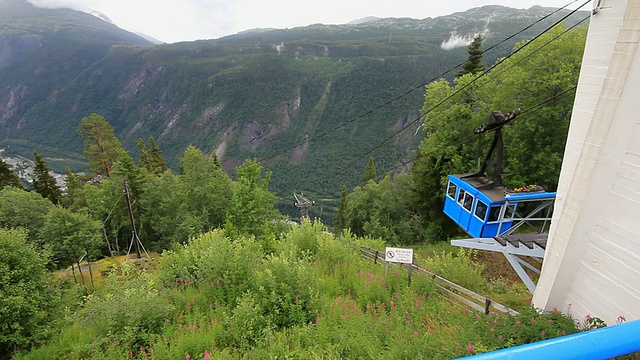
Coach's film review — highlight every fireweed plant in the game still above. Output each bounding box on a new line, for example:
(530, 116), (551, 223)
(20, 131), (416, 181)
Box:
(18, 220), (594, 359)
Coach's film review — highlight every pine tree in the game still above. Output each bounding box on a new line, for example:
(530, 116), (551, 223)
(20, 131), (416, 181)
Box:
(32, 151), (62, 204)
(212, 152), (222, 169)
(334, 185), (347, 232)
(363, 157), (377, 185)
(0, 158), (22, 190)
(138, 137), (168, 175)
(77, 113), (123, 177)
(456, 34), (485, 77)
(147, 137), (168, 174)
(137, 139), (149, 170)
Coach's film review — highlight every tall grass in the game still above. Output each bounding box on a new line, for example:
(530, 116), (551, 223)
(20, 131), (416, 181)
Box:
(17, 221), (582, 359)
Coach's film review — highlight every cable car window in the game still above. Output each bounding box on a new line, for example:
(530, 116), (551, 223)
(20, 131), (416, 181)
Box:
(457, 189), (467, 205)
(447, 182), (457, 199)
(462, 193), (474, 212)
(505, 204), (517, 219)
(475, 200), (488, 220)
(488, 205), (501, 222)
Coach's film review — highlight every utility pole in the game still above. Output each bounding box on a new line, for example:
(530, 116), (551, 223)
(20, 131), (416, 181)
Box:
(123, 179), (148, 259)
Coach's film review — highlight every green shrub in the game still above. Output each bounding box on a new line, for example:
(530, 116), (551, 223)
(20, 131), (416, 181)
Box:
(78, 265), (172, 348)
(253, 252), (320, 328)
(422, 248), (487, 292)
(0, 228), (59, 358)
(222, 293), (272, 349)
(158, 230), (262, 306)
(276, 219), (325, 259)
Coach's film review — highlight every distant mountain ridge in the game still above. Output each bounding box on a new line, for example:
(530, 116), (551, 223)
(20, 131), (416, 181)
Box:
(0, 0), (588, 210)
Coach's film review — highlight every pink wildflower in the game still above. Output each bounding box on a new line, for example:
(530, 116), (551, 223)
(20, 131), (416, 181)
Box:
(390, 300), (395, 310)
(498, 335), (504, 341)
(204, 350), (211, 360)
(413, 331), (419, 337)
(185, 354), (191, 360)
(618, 315), (627, 323)
(466, 343), (474, 355)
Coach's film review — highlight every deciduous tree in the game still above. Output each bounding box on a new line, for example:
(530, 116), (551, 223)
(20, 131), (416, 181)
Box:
(0, 186), (54, 246)
(224, 159), (279, 238)
(40, 206), (103, 269)
(0, 228), (58, 357)
(414, 24), (587, 239)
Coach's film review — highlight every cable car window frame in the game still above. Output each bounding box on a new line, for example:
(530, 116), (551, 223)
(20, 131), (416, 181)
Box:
(457, 189), (467, 205)
(505, 204), (517, 219)
(462, 192), (474, 212)
(447, 181), (458, 200)
(474, 200), (488, 221)
(488, 205), (502, 223)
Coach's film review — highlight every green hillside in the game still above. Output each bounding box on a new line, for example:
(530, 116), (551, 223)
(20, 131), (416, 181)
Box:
(0, 0), (588, 211)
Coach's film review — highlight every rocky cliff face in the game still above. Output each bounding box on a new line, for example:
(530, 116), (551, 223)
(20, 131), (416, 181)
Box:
(0, 0), (588, 199)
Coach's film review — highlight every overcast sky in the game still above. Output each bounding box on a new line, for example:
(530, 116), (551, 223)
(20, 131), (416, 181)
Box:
(27, 0), (589, 43)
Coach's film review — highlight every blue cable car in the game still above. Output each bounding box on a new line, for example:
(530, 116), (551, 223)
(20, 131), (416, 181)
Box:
(442, 109), (555, 238)
(444, 174), (513, 238)
(444, 174), (556, 238)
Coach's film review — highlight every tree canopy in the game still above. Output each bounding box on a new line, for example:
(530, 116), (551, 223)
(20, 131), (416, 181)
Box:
(456, 34), (485, 77)
(77, 113), (123, 177)
(32, 151), (62, 204)
(0, 228), (58, 355)
(410, 24), (587, 238)
(0, 158), (22, 191)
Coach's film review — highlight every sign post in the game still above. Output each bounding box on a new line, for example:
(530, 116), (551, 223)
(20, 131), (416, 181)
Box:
(385, 247), (414, 284)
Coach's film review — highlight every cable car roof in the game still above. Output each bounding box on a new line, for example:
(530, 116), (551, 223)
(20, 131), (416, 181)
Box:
(450, 174), (506, 203)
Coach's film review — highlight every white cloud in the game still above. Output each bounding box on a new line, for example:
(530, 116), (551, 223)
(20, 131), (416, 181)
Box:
(25, 0), (586, 43)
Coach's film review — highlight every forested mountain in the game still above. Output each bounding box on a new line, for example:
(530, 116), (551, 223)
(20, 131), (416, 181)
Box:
(0, 0), (587, 212)
(0, 4), (592, 356)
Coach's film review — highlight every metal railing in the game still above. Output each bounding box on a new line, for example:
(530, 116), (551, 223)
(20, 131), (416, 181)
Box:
(360, 246), (518, 316)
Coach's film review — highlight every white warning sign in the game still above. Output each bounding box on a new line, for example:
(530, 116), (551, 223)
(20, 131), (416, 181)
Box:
(385, 247), (413, 264)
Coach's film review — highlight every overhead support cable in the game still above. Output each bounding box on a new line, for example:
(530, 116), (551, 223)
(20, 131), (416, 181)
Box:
(342, 0), (590, 171)
(258, 1), (587, 164)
